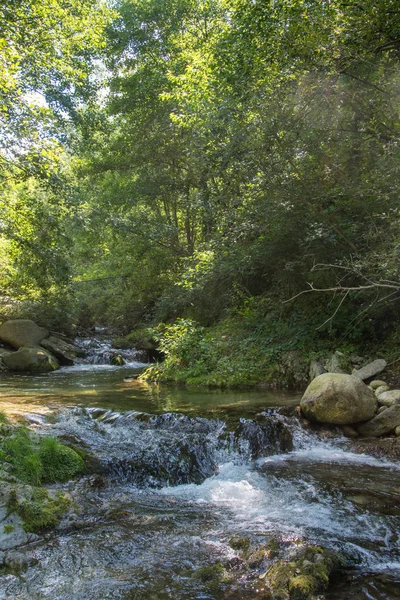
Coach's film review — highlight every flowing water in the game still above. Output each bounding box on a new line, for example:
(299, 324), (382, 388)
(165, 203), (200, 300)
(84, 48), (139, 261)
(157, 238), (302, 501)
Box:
(0, 343), (400, 599)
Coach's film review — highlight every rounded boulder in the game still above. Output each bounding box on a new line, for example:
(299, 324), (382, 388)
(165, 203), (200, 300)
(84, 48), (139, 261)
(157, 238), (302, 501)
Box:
(3, 346), (59, 373)
(300, 373), (377, 425)
(0, 319), (48, 349)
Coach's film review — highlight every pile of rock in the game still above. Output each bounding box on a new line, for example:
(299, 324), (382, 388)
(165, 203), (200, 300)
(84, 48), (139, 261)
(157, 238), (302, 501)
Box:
(300, 356), (400, 438)
(0, 319), (85, 373)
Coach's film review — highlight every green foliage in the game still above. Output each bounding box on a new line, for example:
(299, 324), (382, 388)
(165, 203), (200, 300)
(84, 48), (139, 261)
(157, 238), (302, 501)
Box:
(3, 0), (400, 376)
(0, 424), (81, 533)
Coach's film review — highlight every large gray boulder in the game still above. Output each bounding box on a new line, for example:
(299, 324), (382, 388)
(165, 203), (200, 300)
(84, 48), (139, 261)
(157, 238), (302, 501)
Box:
(300, 373), (377, 425)
(353, 359), (387, 381)
(41, 335), (85, 366)
(358, 405), (400, 437)
(0, 320), (48, 349)
(3, 346), (59, 372)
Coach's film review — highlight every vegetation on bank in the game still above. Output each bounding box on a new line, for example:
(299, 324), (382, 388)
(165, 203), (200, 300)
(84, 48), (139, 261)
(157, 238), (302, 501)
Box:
(0, 413), (83, 532)
(138, 294), (398, 387)
(1, 1), (400, 385)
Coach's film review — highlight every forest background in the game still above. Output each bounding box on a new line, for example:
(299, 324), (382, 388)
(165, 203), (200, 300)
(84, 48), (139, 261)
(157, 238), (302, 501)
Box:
(2, 0), (400, 386)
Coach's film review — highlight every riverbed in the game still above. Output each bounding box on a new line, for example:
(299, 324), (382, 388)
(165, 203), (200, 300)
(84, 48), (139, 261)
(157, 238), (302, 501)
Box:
(0, 362), (400, 599)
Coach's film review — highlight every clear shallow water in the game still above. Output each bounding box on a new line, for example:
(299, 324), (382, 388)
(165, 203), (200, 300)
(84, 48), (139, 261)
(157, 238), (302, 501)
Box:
(0, 363), (300, 417)
(1, 365), (400, 599)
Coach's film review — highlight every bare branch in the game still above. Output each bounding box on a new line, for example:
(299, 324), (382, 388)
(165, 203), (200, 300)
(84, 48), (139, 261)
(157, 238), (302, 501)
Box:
(316, 290), (349, 331)
(284, 281), (400, 304)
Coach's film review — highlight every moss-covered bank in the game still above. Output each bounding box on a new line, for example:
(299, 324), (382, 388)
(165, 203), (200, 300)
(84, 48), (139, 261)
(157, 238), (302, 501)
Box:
(0, 413), (83, 537)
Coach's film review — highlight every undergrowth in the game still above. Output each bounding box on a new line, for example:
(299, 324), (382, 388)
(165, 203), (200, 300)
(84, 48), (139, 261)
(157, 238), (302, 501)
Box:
(139, 295), (395, 387)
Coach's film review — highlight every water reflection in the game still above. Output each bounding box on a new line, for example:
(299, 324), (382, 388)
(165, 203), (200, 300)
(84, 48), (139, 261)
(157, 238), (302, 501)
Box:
(0, 365), (300, 417)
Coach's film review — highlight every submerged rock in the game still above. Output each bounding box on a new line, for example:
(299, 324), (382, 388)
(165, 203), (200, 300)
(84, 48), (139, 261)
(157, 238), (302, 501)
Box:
(0, 319), (48, 349)
(266, 545), (339, 600)
(235, 417), (293, 459)
(353, 359), (387, 381)
(300, 373), (377, 425)
(3, 346), (59, 372)
(357, 404), (400, 437)
(349, 436), (400, 460)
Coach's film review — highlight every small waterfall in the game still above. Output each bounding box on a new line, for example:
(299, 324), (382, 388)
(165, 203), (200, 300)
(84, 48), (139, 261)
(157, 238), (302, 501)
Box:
(42, 407), (295, 488)
(74, 337), (148, 366)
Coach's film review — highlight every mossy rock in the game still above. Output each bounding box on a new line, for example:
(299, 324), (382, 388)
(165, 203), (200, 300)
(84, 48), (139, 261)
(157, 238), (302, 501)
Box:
(3, 346), (59, 373)
(39, 437), (84, 483)
(266, 546), (339, 600)
(300, 373), (377, 425)
(111, 354), (125, 366)
(7, 487), (70, 533)
(229, 535), (251, 553)
(289, 575), (318, 600)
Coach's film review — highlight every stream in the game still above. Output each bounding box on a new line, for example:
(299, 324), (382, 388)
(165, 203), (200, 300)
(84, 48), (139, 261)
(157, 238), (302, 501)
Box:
(0, 342), (400, 599)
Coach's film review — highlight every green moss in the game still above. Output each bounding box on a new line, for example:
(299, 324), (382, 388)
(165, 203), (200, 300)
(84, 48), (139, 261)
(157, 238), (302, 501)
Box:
(193, 562), (228, 595)
(288, 575), (317, 600)
(39, 437), (84, 483)
(266, 538), (281, 559)
(248, 546), (270, 568)
(0, 426), (83, 485)
(229, 535), (251, 553)
(193, 562), (224, 582)
(267, 561), (297, 599)
(111, 354), (125, 366)
(266, 546), (338, 600)
(62, 442), (103, 475)
(1, 427), (43, 485)
(3, 524), (15, 534)
(0, 411), (8, 424)
(7, 487), (71, 533)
